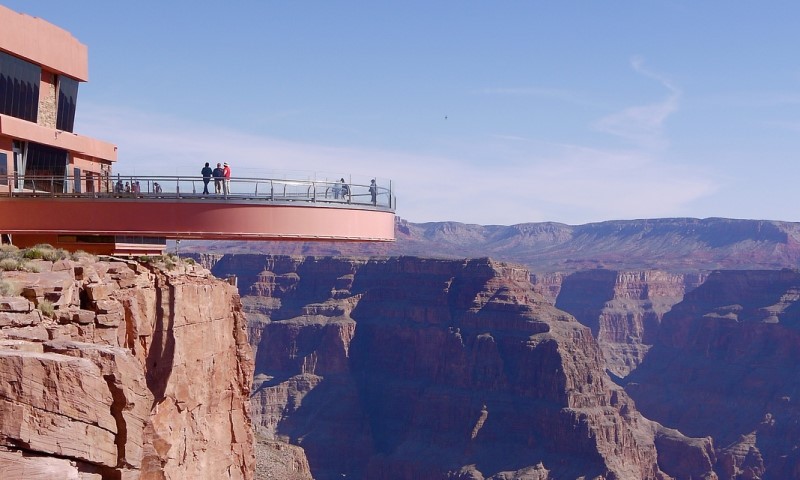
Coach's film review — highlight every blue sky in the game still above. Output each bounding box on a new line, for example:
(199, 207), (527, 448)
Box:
(7, 1), (800, 225)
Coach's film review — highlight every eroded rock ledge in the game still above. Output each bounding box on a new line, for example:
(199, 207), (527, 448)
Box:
(0, 256), (254, 479)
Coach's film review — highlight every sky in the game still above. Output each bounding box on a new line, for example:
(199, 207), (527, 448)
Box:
(5, 1), (800, 226)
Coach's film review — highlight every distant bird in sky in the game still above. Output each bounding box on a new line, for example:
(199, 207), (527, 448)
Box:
(445, 115), (448, 120)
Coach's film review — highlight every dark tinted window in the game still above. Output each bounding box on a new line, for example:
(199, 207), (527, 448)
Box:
(56, 75), (78, 132)
(116, 236), (167, 245)
(25, 142), (68, 192)
(0, 51), (40, 122)
(0, 152), (6, 186)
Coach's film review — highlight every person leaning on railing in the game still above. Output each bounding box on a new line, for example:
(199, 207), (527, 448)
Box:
(339, 178), (349, 202)
(212, 163), (224, 194)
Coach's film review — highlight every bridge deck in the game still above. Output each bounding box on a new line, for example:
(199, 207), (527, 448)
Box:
(0, 174), (395, 252)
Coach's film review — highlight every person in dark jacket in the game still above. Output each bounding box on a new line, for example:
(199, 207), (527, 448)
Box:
(201, 162), (213, 194)
(212, 163), (224, 194)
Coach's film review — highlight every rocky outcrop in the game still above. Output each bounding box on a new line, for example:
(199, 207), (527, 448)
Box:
(530, 272), (565, 304)
(653, 425), (717, 480)
(203, 254), (669, 480)
(254, 438), (312, 480)
(0, 256), (254, 479)
(555, 270), (705, 377)
(625, 269), (800, 479)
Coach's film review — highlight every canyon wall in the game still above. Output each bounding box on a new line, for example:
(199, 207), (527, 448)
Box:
(202, 254), (682, 480)
(626, 269), (800, 479)
(553, 270), (705, 377)
(0, 255), (254, 479)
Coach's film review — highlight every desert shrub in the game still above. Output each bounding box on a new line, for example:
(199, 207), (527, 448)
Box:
(0, 258), (20, 271)
(21, 262), (40, 273)
(164, 258), (176, 270)
(184, 257), (196, 265)
(41, 248), (68, 262)
(22, 245), (66, 262)
(0, 248), (20, 262)
(0, 244), (19, 254)
(0, 278), (19, 296)
(22, 247), (44, 260)
(70, 250), (94, 261)
(37, 299), (55, 317)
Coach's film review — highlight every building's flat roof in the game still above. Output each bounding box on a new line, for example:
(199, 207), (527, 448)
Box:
(0, 5), (89, 81)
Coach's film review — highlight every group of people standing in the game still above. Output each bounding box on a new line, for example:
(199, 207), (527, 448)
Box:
(201, 162), (231, 195)
(114, 179), (141, 194)
(333, 177), (378, 204)
(113, 163), (379, 204)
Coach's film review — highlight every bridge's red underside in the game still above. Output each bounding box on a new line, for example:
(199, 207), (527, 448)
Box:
(0, 197), (395, 254)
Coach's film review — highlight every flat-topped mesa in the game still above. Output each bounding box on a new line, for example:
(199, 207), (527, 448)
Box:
(184, 217), (800, 273)
(0, 252), (254, 479)
(203, 254), (668, 480)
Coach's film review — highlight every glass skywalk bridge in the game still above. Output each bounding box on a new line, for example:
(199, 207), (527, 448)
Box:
(0, 174), (396, 255)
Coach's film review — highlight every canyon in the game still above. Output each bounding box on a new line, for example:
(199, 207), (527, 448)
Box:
(198, 246), (800, 479)
(200, 254), (723, 479)
(4, 216), (800, 479)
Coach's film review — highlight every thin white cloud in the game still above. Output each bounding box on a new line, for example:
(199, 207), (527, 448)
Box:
(593, 56), (681, 149)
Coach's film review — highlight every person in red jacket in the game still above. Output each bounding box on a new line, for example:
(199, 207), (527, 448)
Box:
(222, 162), (231, 195)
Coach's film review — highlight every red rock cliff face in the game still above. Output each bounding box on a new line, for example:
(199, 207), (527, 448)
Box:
(625, 269), (800, 479)
(204, 254), (668, 480)
(0, 256), (254, 479)
(555, 269), (705, 377)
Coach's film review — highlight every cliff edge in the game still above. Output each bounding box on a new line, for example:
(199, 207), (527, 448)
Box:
(0, 249), (254, 479)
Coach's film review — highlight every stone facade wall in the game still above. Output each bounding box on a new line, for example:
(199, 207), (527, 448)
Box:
(37, 70), (57, 129)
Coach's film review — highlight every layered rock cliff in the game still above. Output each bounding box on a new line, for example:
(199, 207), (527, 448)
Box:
(202, 254), (671, 480)
(0, 253), (254, 479)
(554, 270), (705, 377)
(626, 269), (800, 479)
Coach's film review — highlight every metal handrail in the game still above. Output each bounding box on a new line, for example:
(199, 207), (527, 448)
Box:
(0, 173), (396, 211)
